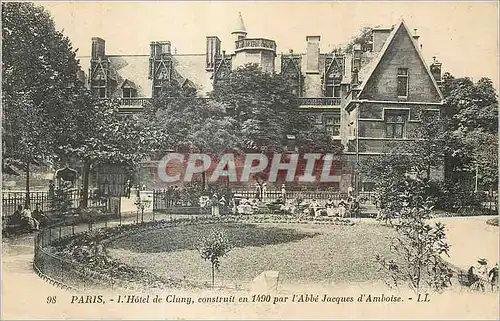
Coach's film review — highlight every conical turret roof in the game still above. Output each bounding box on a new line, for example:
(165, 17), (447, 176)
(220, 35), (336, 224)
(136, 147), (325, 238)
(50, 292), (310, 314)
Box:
(232, 11), (247, 34)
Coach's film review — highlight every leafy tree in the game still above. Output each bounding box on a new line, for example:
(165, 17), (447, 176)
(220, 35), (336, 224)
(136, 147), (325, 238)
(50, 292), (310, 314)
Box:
(2, 2), (81, 205)
(56, 93), (151, 208)
(142, 82), (242, 190)
(210, 63), (337, 154)
(365, 74), (498, 210)
(195, 228), (232, 287)
(441, 74), (498, 190)
(344, 25), (380, 52)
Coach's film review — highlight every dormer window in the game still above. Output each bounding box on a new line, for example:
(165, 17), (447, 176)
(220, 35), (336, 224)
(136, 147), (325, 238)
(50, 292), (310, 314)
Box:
(325, 73), (342, 98)
(121, 79), (137, 98)
(397, 68), (409, 97)
(122, 88), (135, 98)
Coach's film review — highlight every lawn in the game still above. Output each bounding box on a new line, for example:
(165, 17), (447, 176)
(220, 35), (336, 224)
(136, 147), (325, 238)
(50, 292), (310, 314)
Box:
(107, 222), (396, 288)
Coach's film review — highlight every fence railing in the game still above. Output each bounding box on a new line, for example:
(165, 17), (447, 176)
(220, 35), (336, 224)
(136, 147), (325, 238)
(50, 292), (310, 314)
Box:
(32, 210), (208, 291)
(297, 97), (341, 106)
(33, 214), (123, 291)
(32, 209), (498, 293)
(151, 189), (377, 214)
(2, 190), (108, 217)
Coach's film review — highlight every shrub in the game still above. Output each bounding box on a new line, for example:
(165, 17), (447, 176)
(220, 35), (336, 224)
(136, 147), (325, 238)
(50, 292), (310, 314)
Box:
(194, 228), (232, 287)
(375, 179), (453, 294)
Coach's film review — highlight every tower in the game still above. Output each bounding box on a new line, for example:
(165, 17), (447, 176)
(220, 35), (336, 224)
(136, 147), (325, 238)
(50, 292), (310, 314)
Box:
(231, 11), (247, 50)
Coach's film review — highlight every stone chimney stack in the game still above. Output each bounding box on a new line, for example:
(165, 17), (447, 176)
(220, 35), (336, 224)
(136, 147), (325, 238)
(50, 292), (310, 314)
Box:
(430, 56), (442, 86)
(306, 35), (321, 74)
(371, 27), (392, 53)
(91, 37), (106, 60)
(206, 36), (221, 71)
(413, 28), (420, 43)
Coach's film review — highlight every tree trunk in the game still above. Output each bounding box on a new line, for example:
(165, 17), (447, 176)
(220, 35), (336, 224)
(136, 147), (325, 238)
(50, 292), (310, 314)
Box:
(25, 160), (30, 208)
(202, 171), (206, 191)
(426, 164), (431, 180)
(81, 160), (91, 208)
(211, 263), (215, 288)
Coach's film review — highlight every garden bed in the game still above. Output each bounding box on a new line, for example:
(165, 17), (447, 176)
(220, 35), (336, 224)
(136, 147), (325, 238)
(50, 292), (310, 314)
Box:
(45, 215), (394, 291)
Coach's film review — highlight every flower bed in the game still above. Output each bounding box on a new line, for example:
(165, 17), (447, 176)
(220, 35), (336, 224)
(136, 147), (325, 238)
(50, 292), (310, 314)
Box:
(49, 217), (223, 290)
(233, 214), (355, 226)
(48, 215), (356, 290)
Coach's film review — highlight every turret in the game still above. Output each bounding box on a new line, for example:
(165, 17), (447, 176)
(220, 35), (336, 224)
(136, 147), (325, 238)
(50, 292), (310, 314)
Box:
(231, 11), (247, 50)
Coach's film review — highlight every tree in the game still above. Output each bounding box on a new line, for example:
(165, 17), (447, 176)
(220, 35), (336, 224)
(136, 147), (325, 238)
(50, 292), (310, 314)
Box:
(195, 228), (232, 287)
(344, 25), (380, 52)
(2, 2), (81, 205)
(142, 82), (242, 190)
(56, 92), (151, 208)
(210, 63), (338, 154)
(441, 74), (498, 189)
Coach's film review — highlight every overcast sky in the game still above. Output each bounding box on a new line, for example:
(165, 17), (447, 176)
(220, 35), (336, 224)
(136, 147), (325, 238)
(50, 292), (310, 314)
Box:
(39, 1), (499, 89)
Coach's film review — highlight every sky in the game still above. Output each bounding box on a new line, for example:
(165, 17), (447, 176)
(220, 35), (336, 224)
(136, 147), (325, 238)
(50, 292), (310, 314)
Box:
(39, 1), (499, 89)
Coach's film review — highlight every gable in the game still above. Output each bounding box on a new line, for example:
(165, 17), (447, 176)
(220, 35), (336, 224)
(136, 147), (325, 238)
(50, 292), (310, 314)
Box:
(359, 23), (442, 103)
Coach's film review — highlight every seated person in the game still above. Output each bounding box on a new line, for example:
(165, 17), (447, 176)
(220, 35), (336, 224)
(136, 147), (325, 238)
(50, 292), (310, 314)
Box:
(22, 206), (40, 230)
(8, 205), (25, 226)
(32, 203), (49, 227)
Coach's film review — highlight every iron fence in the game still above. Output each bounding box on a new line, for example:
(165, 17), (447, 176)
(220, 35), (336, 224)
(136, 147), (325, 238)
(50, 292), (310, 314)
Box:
(1, 190), (108, 218)
(32, 210), (209, 291)
(32, 210), (498, 293)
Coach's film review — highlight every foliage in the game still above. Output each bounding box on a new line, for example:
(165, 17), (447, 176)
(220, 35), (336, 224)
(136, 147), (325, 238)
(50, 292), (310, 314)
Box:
(363, 73), (498, 210)
(375, 179), (453, 294)
(79, 207), (105, 223)
(50, 186), (73, 214)
(195, 228), (232, 287)
(426, 181), (484, 211)
(143, 81), (241, 156)
(2, 2), (151, 207)
(55, 92), (150, 207)
(441, 73), (498, 189)
(2, 2), (83, 201)
(210, 63), (338, 154)
(442, 74), (498, 134)
(142, 82), (242, 189)
(344, 25), (379, 52)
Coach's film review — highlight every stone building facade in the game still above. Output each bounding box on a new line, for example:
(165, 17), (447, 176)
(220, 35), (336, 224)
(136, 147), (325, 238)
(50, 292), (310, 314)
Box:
(78, 13), (444, 192)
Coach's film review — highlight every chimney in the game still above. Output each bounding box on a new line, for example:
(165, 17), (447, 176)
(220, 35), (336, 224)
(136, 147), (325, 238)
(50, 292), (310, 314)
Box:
(351, 44), (362, 72)
(154, 41), (171, 57)
(91, 37), (106, 60)
(306, 36), (321, 74)
(430, 56), (442, 85)
(413, 28), (420, 43)
(371, 27), (392, 53)
(351, 69), (359, 88)
(206, 36), (221, 71)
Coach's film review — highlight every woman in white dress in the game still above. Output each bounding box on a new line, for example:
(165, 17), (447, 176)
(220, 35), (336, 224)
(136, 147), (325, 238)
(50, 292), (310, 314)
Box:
(211, 194), (220, 216)
(325, 198), (335, 217)
(338, 198), (347, 218)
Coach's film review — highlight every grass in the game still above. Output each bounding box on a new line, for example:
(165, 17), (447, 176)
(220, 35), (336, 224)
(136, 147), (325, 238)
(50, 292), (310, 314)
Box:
(109, 223), (319, 253)
(108, 222), (396, 287)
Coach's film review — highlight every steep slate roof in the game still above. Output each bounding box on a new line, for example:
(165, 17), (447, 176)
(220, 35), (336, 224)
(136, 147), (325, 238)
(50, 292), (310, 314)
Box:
(355, 20), (444, 100)
(108, 55), (150, 97)
(78, 54), (211, 97)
